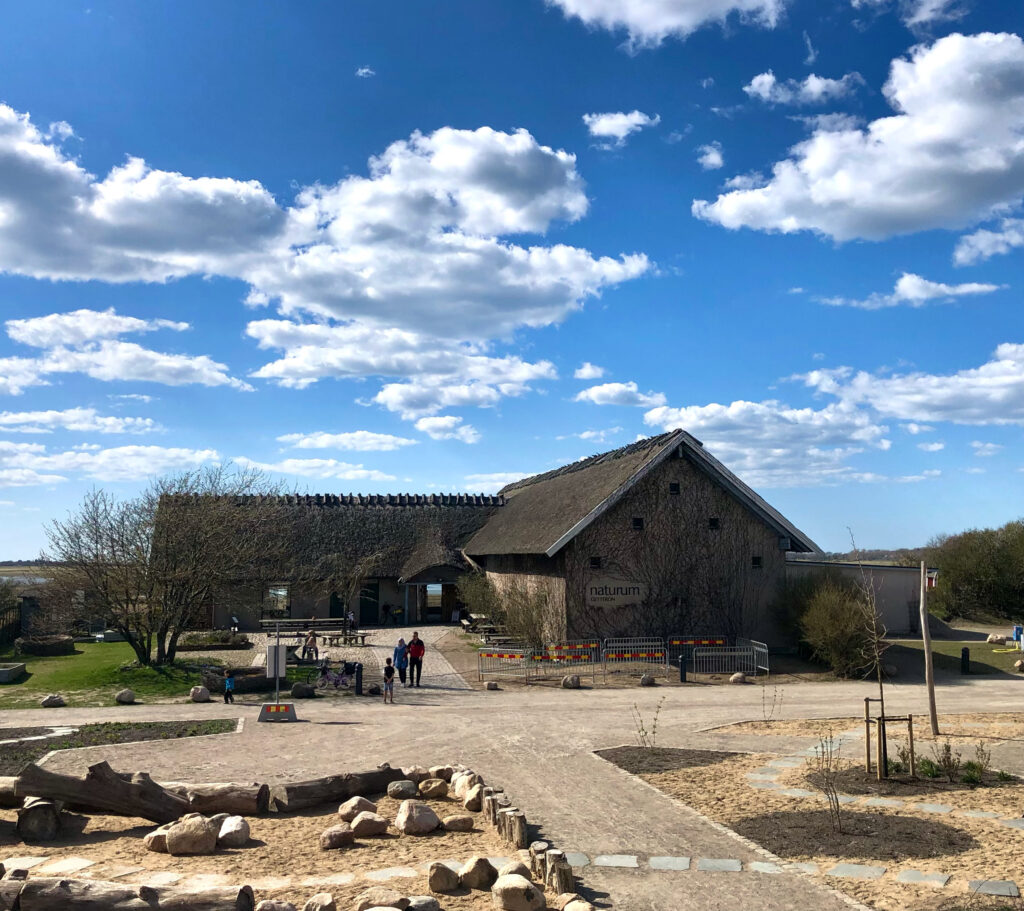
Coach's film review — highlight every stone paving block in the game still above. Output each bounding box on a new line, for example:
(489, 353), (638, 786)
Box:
(863, 798), (904, 808)
(748, 861), (784, 874)
(100, 866), (146, 880)
(321, 872), (356, 885)
(649, 856), (690, 871)
(564, 852), (590, 868)
(999, 818), (1024, 830)
(488, 857), (514, 869)
(752, 767), (783, 776)
(749, 780), (782, 790)
(914, 803), (953, 814)
(897, 870), (951, 887)
(365, 866), (419, 881)
(768, 758), (805, 768)
(696, 858), (742, 872)
(827, 863), (886, 880)
(35, 857), (96, 875)
(0, 856), (48, 871)
(793, 862), (820, 874)
(182, 874), (230, 888)
(969, 880), (1020, 898)
(593, 854), (639, 868)
(835, 795), (857, 805)
(959, 810), (1000, 819)
(143, 872), (183, 887)
(747, 772), (781, 781)
(780, 788), (817, 798)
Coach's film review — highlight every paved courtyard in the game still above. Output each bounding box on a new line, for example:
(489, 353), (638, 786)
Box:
(4, 648), (1023, 910)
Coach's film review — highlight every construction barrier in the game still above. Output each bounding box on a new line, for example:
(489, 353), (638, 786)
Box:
(667, 635), (728, 664)
(691, 639), (770, 677)
(737, 638), (770, 676)
(602, 637), (669, 680)
(477, 647), (532, 682)
(529, 640), (602, 683)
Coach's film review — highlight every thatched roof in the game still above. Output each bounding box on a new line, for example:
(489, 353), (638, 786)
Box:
(464, 430), (820, 557)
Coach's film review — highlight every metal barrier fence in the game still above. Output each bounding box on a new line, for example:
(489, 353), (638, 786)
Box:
(737, 638), (770, 676)
(667, 635), (727, 664)
(691, 639), (770, 677)
(529, 639), (602, 683)
(602, 637), (669, 680)
(477, 646), (532, 682)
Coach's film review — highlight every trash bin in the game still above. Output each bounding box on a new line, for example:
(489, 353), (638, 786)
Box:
(1013, 625), (1022, 642)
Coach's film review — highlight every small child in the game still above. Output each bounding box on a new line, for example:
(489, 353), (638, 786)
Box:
(383, 658), (395, 703)
(223, 669), (235, 704)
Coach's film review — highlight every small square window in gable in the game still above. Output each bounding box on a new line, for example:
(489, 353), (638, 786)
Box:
(708, 517), (720, 530)
(752, 556), (763, 569)
(632, 517), (644, 531)
(590, 556), (602, 570)
(669, 481), (680, 495)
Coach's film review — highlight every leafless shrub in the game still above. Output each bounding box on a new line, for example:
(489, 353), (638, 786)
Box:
(932, 739), (962, 782)
(761, 685), (783, 724)
(807, 729), (844, 833)
(631, 695), (666, 749)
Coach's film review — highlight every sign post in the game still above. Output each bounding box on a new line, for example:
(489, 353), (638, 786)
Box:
(919, 560), (939, 735)
(259, 620), (297, 723)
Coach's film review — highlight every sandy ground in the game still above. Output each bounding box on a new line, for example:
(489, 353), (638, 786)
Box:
(599, 746), (1024, 911)
(0, 791), (511, 902)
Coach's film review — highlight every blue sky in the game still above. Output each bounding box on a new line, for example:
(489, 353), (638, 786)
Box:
(0, 0), (1021, 557)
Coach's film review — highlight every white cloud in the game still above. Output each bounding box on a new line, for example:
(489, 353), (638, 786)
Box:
(800, 344), (1024, 425)
(903, 422), (933, 433)
(559, 426), (623, 443)
(355, 66), (376, 78)
(576, 381), (667, 407)
(548, 0), (787, 48)
(414, 415), (481, 443)
(276, 430), (417, 451)
(700, 77), (715, 89)
(644, 398), (891, 486)
(971, 440), (1002, 457)
(0, 441), (217, 484)
(234, 457), (395, 481)
(0, 407), (158, 434)
(954, 218), (1024, 265)
(582, 110), (660, 147)
(743, 70), (863, 105)
(0, 468), (65, 486)
(574, 362), (605, 379)
(966, 466), (985, 473)
(918, 441), (945, 451)
(6, 308), (188, 348)
(697, 142), (724, 170)
(694, 33), (1024, 241)
(802, 30), (817, 65)
(464, 471), (528, 494)
(819, 272), (1004, 309)
(853, 0), (966, 28)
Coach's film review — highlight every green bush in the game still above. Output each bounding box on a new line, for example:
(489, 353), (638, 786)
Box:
(961, 767), (982, 785)
(917, 758), (940, 778)
(178, 630), (250, 649)
(998, 769), (1013, 782)
(798, 580), (874, 677)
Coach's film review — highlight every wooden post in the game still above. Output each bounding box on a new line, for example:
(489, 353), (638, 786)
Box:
(876, 716), (885, 781)
(920, 560), (939, 736)
(864, 698), (872, 773)
(908, 713), (916, 778)
(509, 810), (528, 849)
(529, 841), (549, 880)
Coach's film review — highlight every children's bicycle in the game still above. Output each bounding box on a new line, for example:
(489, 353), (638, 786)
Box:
(307, 659), (351, 690)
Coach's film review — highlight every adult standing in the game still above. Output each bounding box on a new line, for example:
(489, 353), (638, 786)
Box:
(408, 631), (425, 687)
(393, 637), (410, 687)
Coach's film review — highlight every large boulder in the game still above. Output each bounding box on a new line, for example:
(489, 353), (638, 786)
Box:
(427, 861), (460, 893)
(428, 765), (454, 782)
(338, 796), (377, 821)
(40, 694), (66, 708)
(463, 784), (483, 812)
(453, 772), (482, 799)
(562, 902), (595, 911)
(402, 765), (431, 784)
(291, 682), (316, 699)
(491, 874), (546, 910)
(988, 633), (1008, 644)
(442, 814), (474, 832)
(165, 814), (218, 856)
(143, 823), (171, 853)
(484, 681), (499, 690)
(190, 686), (211, 703)
(387, 780), (419, 800)
(217, 815), (250, 848)
(115, 688), (136, 705)
(552, 896), (582, 910)
(728, 672), (746, 685)
(350, 811), (389, 837)
(498, 861), (532, 880)
(418, 778), (448, 799)
(639, 674), (656, 687)
(353, 888), (409, 911)
(255, 902), (296, 911)
(1015, 658), (1024, 672)
(406, 898), (440, 911)
(394, 800), (440, 835)
(560, 675), (580, 689)
(302, 895), (336, 911)
(319, 823), (355, 850)
(459, 855), (498, 890)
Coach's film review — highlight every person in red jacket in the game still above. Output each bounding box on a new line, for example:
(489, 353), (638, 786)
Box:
(408, 631), (425, 687)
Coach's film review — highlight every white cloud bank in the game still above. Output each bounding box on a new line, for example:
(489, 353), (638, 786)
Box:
(576, 381), (667, 407)
(955, 218), (1024, 265)
(696, 142), (724, 170)
(275, 430), (417, 451)
(548, 0), (786, 47)
(574, 362), (605, 380)
(694, 33), (1024, 241)
(0, 407), (158, 434)
(464, 472), (528, 494)
(583, 110), (660, 147)
(820, 272), (1004, 309)
(743, 70), (864, 105)
(0, 441), (217, 485)
(235, 457), (395, 481)
(414, 416), (481, 443)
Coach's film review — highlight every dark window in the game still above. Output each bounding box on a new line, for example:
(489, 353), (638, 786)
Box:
(708, 517), (720, 530)
(632, 517), (644, 531)
(752, 556), (763, 569)
(590, 556), (602, 570)
(669, 481), (680, 495)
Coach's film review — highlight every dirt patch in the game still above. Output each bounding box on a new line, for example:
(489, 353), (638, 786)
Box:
(601, 746), (1024, 911)
(723, 713), (1024, 744)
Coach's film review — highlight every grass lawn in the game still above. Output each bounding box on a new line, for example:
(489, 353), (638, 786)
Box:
(0, 642), (223, 708)
(888, 639), (1022, 675)
(0, 719), (236, 774)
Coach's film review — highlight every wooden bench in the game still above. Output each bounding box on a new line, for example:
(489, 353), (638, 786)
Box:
(460, 618), (473, 632)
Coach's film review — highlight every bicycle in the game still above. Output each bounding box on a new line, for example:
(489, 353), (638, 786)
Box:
(307, 659), (350, 690)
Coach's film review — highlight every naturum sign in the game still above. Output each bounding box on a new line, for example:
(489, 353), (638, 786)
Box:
(586, 577), (647, 607)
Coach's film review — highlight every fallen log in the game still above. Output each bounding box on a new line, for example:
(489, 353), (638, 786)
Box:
(0, 778), (19, 809)
(269, 765), (404, 812)
(0, 880), (20, 911)
(159, 782), (269, 816)
(16, 878), (255, 911)
(16, 797), (64, 842)
(15, 762), (190, 824)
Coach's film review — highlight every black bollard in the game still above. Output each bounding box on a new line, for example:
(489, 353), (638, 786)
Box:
(679, 654), (687, 683)
(354, 662), (363, 695)
(961, 647), (970, 675)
